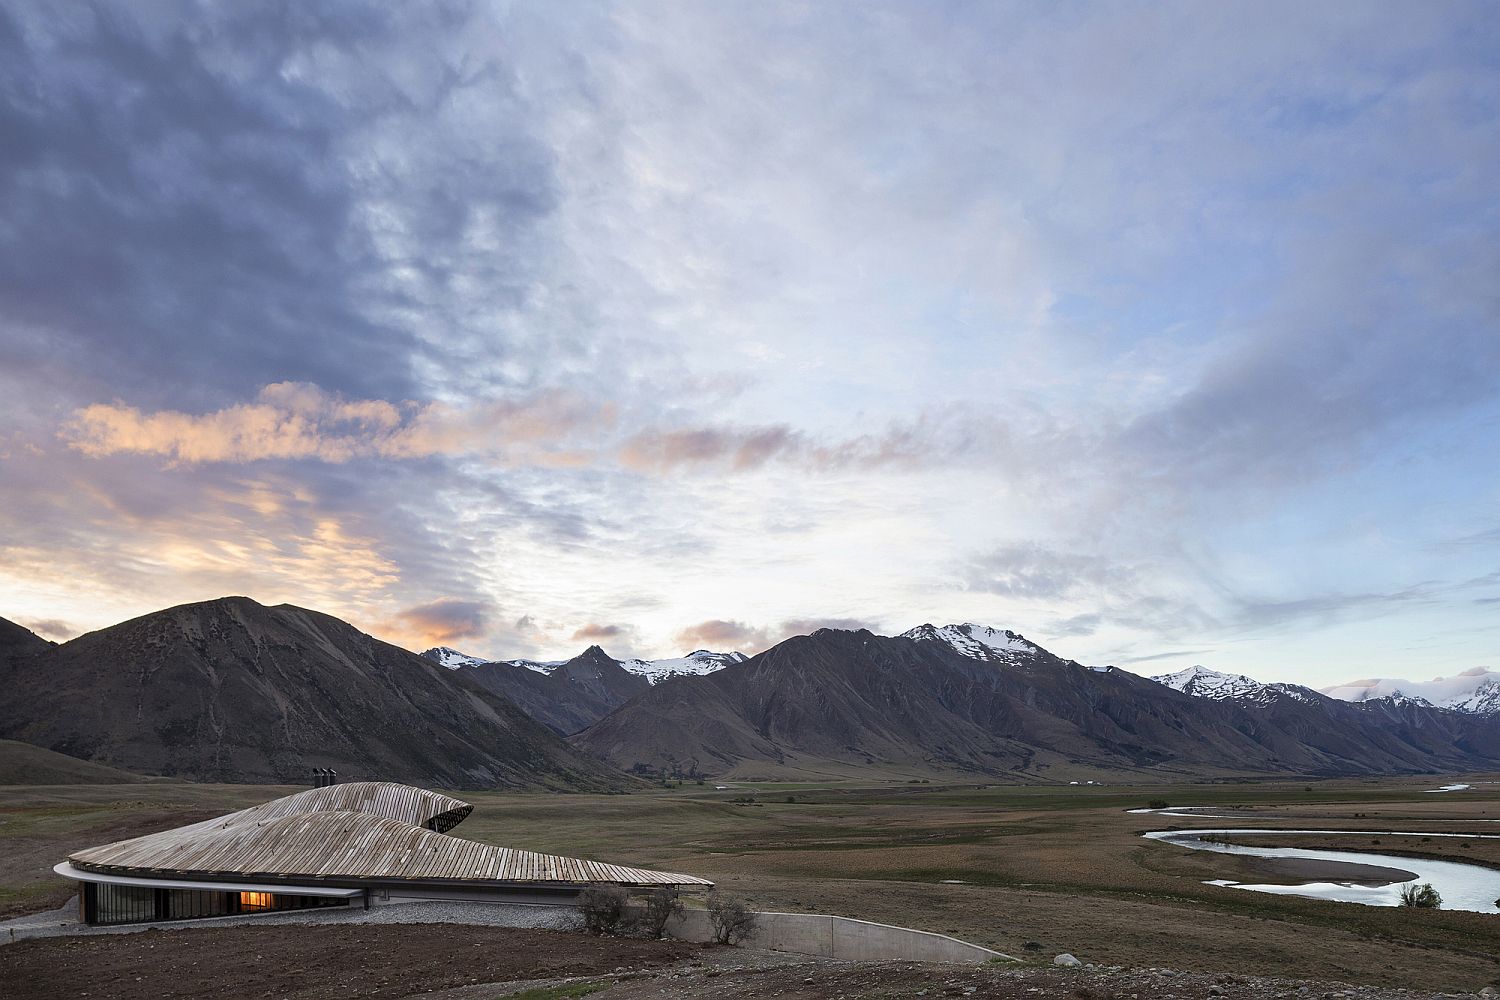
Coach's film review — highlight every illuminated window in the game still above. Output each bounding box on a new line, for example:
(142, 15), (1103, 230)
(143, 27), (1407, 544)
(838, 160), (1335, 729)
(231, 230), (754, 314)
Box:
(239, 891), (275, 911)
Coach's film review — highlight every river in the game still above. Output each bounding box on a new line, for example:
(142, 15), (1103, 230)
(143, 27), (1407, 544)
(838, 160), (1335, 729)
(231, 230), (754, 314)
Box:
(1144, 828), (1500, 913)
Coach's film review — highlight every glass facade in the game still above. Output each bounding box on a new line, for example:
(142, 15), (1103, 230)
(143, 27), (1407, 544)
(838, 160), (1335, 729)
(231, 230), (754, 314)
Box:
(83, 882), (349, 926)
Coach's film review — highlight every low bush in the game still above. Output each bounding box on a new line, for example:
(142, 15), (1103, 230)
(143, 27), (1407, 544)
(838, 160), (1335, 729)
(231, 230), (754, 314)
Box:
(577, 884), (630, 934)
(636, 886), (684, 940)
(1399, 882), (1442, 909)
(1147, 798), (1169, 810)
(706, 891), (759, 945)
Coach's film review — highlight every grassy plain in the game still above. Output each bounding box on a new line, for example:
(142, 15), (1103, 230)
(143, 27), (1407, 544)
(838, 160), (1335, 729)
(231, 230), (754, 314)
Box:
(3, 775), (1499, 990)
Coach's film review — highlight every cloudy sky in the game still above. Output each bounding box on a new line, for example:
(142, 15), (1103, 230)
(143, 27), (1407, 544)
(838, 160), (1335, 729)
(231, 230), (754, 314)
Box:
(1, 2), (1496, 688)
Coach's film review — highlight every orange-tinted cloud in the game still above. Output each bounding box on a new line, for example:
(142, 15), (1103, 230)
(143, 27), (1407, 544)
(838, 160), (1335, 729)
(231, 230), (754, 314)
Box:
(571, 622), (629, 642)
(63, 382), (992, 479)
(389, 598), (492, 648)
(619, 426), (803, 472)
(63, 382), (610, 465)
(674, 619), (767, 651)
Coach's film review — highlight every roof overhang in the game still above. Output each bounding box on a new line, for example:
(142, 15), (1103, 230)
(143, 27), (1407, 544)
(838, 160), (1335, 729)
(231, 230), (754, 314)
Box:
(54, 862), (363, 898)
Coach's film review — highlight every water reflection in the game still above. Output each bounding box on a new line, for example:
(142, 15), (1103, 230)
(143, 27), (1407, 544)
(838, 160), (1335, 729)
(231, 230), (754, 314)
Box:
(1145, 828), (1500, 913)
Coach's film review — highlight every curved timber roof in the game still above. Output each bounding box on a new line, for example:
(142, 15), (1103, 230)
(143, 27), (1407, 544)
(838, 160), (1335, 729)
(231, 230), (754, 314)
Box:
(68, 784), (710, 889)
(216, 781), (474, 833)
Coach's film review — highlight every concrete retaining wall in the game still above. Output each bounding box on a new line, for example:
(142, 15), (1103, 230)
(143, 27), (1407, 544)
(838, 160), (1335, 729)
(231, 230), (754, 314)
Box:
(666, 907), (1009, 964)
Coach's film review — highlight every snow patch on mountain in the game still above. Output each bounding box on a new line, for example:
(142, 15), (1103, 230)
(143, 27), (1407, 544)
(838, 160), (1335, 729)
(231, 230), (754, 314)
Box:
(500, 658), (567, 675)
(419, 646), (490, 670)
(901, 623), (1042, 663)
(1152, 664), (1320, 705)
(619, 649), (748, 684)
(489, 649), (746, 683)
(1320, 667), (1500, 716)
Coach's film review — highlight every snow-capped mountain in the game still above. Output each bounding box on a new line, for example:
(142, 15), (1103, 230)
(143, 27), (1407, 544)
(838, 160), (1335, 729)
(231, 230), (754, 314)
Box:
(618, 649), (748, 684)
(900, 623), (1042, 663)
(419, 646), (490, 670)
(500, 657), (567, 675)
(1151, 664), (1321, 705)
(483, 649), (745, 684)
(577, 623), (1500, 779)
(465, 644), (746, 736)
(1320, 667), (1500, 716)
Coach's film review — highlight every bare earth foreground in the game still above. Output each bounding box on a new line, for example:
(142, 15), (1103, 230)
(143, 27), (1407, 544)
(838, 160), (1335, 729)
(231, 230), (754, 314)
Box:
(0, 924), (1487, 1000)
(4, 776), (1500, 997)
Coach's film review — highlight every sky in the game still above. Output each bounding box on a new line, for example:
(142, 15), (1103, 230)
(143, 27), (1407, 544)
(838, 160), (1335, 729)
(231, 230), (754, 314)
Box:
(0, 2), (1497, 689)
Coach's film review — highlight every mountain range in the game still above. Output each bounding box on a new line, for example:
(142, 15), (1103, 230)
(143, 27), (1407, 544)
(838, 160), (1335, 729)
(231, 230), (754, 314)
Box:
(1319, 667), (1500, 716)
(1152, 664), (1323, 706)
(418, 644), (751, 736)
(573, 624), (1500, 780)
(4, 599), (1496, 788)
(439, 625), (1499, 720)
(0, 598), (626, 790)
(421, 645), (747, 684)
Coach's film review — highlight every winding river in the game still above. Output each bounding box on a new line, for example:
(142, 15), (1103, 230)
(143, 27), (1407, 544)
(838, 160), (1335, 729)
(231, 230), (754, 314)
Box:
(1143, 827), (1500, 913)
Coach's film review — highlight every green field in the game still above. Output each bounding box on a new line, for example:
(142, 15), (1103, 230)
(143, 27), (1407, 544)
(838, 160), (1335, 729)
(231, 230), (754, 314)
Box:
(4, 774), (1499, 991)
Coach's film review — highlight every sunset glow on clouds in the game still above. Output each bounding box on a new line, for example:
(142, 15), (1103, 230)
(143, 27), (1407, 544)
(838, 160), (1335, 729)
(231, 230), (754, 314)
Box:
(1, 3), (1497, 683)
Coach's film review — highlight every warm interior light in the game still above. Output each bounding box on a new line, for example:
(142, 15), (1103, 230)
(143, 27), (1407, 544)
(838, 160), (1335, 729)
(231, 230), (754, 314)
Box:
(239, 891), (274, 911)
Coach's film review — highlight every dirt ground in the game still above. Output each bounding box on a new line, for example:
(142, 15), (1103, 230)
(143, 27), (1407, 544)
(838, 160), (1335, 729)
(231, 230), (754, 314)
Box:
(0, 924), (699, 1000)
(1, 924), (1489, 1000)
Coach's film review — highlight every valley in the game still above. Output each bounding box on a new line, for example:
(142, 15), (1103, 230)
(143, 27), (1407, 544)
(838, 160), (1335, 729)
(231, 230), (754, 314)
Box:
(4, 774), (1499, 992)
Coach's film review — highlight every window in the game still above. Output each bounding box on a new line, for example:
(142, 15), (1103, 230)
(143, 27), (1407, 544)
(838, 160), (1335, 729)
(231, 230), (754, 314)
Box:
(84, 884), (348, 925)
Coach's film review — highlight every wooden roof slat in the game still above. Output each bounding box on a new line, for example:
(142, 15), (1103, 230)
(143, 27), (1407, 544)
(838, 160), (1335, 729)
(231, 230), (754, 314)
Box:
(69, 784), (710, 889)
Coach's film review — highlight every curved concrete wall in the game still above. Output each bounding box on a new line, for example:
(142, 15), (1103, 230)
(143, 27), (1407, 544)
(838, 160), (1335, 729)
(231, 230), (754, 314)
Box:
(667, 908), (1010, 964)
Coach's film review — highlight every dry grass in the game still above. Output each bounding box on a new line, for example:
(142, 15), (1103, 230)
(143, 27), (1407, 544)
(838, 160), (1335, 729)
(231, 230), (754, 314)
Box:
(4, 775), (1500, 990)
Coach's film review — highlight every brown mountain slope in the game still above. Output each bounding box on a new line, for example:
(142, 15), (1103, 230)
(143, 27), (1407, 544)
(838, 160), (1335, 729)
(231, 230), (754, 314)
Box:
(0, 739), (151, 784)
(0, 597), (627, 790)
(0, 617), (53, 663)
(575, 627), (1500, 780)
(465, 646), (650, 736)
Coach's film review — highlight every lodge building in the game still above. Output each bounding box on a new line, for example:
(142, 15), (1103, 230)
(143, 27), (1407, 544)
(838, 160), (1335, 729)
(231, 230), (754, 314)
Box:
(54, 781), (712, 926)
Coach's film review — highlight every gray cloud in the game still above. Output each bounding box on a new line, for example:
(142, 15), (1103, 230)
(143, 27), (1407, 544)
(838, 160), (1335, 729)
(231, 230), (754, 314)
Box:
(673, 616), (871, 654)
(16, 618), (75, 641)
(2, 2), (1498, 685)
(1115, 649), (1217, 665)
(1045, 613), (1103, 639)
(1230, 586), (1438, 633)
(963, 545), (1140, 601)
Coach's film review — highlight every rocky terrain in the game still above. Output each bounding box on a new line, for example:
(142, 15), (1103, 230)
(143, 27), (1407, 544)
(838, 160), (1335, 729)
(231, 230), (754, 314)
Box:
(0, 617), (52, 664)
(2, 922), (1494, 1000)
(466, 645), (652, 735)
(424, 645), (749, 736)
(0, 599), (627, 789)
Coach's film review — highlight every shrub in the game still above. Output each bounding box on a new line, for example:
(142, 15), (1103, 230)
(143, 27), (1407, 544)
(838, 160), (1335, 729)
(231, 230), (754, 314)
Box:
(636, 887), (684, 940)
(577, 884), (630, 934)
(1147, 799), (1170, 810)
(706, 891), (759, 945)
(1399, 882), (1442, 909)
